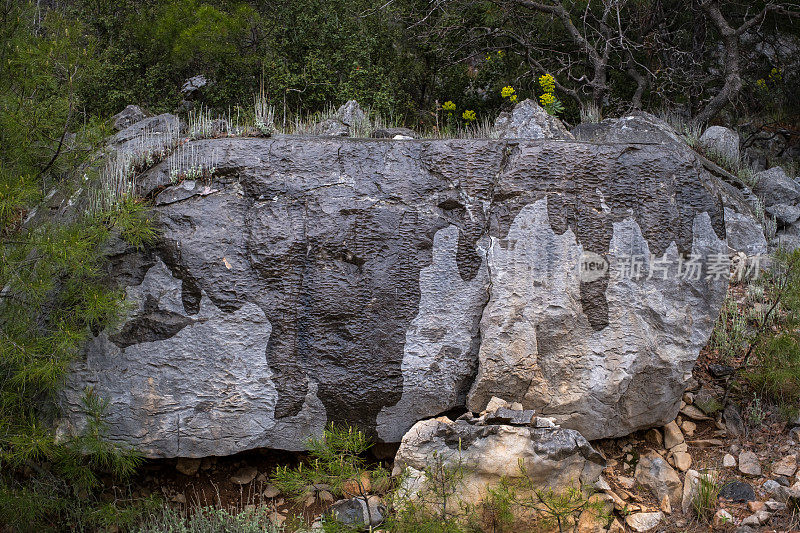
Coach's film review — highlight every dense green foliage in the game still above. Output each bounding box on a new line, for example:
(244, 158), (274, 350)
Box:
(0, 2), (157, 529)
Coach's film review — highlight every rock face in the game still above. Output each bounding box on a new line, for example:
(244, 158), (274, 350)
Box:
(699, 125), (740, 164)
(61, 135), (728, 457)
(492, 99), (574, 140)
(573, 112), (765, 258)
(393, 417), (605, 506)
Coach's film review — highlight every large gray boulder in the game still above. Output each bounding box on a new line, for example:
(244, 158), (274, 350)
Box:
(753, 166), (800, 207)
(699, 125), (740, 165)
(393, 417), (605, 506)
(60, 136), (728, 457)
(492, 99), (573, 140)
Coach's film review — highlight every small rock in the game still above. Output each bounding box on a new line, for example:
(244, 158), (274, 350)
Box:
(370, 127), (417, 139)
(263, 484), (280, 498)
(181, 75), (208, 96)
(230, 466), (259, 485)
(485, 407), (535, 426)
(175, 457), (202, 476)
(635, 452), (682, 508)
(618, 476), (636, 490)
(112, 105), (146, 131)
(724, 404), (746, 437)
(739, 451), (762, 476)
(594, 476), (612, 492)
(723, 453), (737, 468)
(773, 455), (797, 477)
(644, 428), (663, 448)
(683, 392), (694, 404)
(532, 416), (557, 428)
(681, 470), (701, 514)
(762, 479), (783, 496)
(671, 442), (688, 453)
(482, 396), (509, 415)
(713, 509), (734, 528)
(625, 512), (663, 532)
(682, 420), (696, 437)
(699, 125), (740, 164)
(764, 499), (785, 511)
(663, 421), (684, 449)
(747, 501), (765, 512)
(659, 494), (672, 514)
(673, 451), (692, 472)
(709, 363), (735, 378)
(327, 496), (385, 528)
(719, 480), (755, 502)
(741, 510), (770, 527)
(681, 405), (712, 421)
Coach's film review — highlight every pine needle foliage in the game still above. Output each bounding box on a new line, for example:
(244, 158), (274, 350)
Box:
(0, 2), (157, 528)
(271, 424), (384, 506)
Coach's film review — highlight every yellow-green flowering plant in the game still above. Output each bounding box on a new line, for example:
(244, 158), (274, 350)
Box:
(442, 100), (456, 112)
(501, 85), (517, 103)
(538, 73), (564, 116)
(462, 109), (476, 122)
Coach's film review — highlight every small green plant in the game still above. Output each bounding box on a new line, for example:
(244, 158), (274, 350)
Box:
(135, 505), (283, 533)
(692, 471), (721, 522)
(711, 295), (749, 363)
(579, 103), (602, 124)
(272, 424), (390, 530)
(747, 393), (765, 427)
(461, 109), (476, 123)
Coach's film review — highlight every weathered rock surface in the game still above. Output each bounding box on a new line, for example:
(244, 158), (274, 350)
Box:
(393, 417), (605, 506)
(573, 112), (764, 258)
(724, 207), (768, 256)
(699, 125), (740, 164)
(61, 135), (728, 456)
(112, 105), (147, 131)
(313, 100), (368, 136)
(753, 166), (800, 207)
(492, 99), (574, 140)
(109, 113), (180, 155)
(634, 452), (682, 508)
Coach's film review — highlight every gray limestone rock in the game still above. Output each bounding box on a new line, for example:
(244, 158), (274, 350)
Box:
(61, 136), (728, 456)
(753, 166), (800, 207)
(724, 207), (768, 256)
(392, 418), (605, 506)
(112, 105), (147, 131)
(700, 125), (740, 165)
(634, 452), (682, 508)
(767, 203), (800, 225)
(492, 99), (574, 140)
